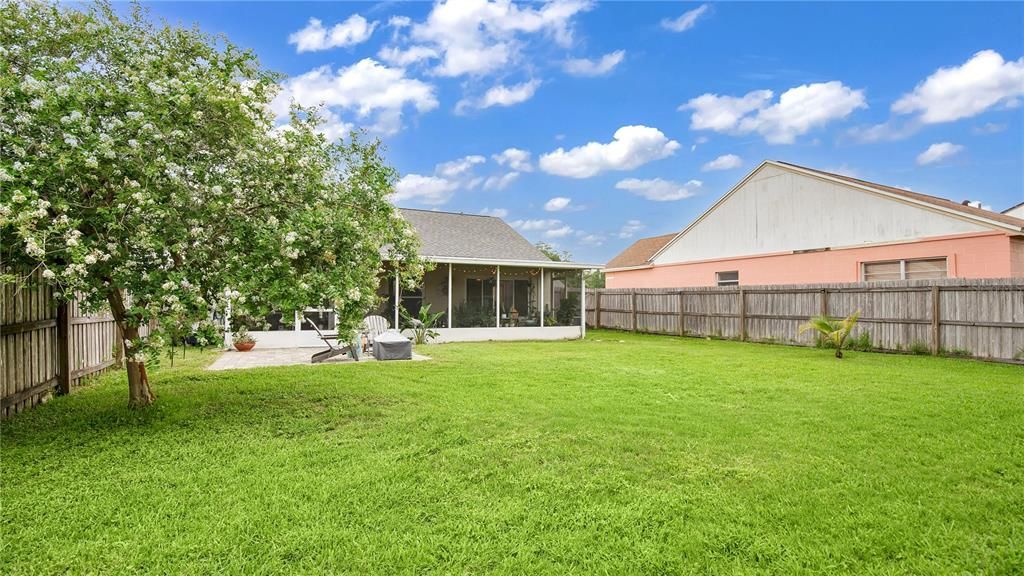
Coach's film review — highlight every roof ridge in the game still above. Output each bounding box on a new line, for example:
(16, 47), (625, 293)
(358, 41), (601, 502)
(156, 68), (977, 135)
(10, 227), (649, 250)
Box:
(398, 207), (500, 219)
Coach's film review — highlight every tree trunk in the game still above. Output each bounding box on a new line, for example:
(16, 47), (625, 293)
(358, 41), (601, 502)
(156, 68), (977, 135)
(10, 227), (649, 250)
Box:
(107, 290), (156, 407)
(835, 348), (844, 359)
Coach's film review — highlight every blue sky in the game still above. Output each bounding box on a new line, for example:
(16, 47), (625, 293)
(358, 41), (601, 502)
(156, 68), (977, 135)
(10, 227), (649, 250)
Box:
(146, 1), (1024, 264)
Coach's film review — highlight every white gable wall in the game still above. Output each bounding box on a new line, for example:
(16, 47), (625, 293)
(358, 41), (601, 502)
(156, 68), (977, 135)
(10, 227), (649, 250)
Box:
(653, 164), (991, 265)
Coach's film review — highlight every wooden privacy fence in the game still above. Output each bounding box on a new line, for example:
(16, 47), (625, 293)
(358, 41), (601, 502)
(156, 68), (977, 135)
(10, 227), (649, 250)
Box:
(586, 278), (1024, 362)
(1, 271), (125, 417)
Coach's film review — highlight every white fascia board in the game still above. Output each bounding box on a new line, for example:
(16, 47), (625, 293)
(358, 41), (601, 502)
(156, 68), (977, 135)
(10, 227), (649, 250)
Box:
(426, 255), (603, 269)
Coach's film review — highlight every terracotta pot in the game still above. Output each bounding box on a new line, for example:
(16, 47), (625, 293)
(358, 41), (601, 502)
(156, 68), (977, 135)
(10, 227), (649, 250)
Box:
(234, 341), (255, 352)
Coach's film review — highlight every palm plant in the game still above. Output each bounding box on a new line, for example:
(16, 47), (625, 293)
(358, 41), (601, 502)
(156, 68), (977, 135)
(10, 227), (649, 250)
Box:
(799, 310), (861, 359)
(400, 303), (445, 345)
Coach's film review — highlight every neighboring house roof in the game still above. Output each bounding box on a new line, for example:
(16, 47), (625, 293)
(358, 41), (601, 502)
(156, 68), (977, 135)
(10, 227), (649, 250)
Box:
(777, 161), (1024, 230)
(606, 160), (1024, 270)
(1003, 200), (1024, 218)
(606, 233), (676, 270)
(398, 208), (598, 268)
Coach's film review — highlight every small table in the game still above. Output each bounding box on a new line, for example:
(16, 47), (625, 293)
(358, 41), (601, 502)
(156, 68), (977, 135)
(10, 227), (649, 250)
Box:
(373, 331), (412, 361)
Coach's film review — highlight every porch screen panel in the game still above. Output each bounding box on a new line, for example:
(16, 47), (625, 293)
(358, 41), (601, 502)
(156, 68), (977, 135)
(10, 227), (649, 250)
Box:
(499, 267), (541, 326)
(455, 266), (497, 327)
(547, 270), (582, 326)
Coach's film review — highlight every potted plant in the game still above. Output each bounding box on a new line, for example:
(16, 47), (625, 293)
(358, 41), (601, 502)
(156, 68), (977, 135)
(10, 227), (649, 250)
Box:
(232, 326), (256, 352)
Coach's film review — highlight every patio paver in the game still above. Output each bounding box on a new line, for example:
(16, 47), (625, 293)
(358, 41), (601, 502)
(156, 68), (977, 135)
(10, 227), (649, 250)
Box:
(207, 347), (429, 371)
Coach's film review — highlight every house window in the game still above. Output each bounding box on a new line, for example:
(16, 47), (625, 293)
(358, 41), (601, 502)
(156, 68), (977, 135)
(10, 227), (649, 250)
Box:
(862, 257), (947, 281)
(716, 271), (739, 287)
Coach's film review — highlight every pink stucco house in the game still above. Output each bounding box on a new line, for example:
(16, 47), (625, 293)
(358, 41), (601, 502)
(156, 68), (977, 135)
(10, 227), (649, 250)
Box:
(606, 161), (1024, 289)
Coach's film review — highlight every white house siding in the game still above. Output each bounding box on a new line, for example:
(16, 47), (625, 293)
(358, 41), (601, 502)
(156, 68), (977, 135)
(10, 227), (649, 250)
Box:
(653, 164), (991, 265)
(1005, 204), (1024, 219)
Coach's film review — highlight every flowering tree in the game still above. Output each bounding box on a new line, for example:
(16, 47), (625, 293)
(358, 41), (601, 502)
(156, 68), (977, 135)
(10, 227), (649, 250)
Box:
(1, 1), (424, 407)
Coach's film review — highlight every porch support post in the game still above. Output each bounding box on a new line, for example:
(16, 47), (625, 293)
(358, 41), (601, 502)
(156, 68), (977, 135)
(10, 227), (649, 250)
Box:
(447, 262), (453, 329)
(580, 269), (586, 338)
(394, 272), (400, 329)
(540, 268), (545, 327)
(495, 265), (501, 328)
(294, 310), (301, 332)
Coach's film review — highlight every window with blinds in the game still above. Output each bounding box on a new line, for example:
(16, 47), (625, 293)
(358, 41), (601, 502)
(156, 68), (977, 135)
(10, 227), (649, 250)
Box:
(862, 257), (947, 281)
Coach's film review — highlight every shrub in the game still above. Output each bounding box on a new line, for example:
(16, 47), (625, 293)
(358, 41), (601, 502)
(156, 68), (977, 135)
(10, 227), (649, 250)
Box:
(401, 304), (444, 345)
(849, 331), (873, 351)
(799, 310), (861, 359)
(908, 341), (931, 355)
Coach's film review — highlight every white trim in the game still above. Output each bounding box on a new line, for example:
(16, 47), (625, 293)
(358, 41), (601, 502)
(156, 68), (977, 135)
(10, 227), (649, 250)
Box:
(432, 326), (581, 343)
(580, 271), (586, 337)
(496, 265), (501, 328)
(393, 273), (400, 328)
(540, 268), (545, 328)
(447, 262), (453, 329)
(426, 255), (601, 269)
(604, 263), (656, 273)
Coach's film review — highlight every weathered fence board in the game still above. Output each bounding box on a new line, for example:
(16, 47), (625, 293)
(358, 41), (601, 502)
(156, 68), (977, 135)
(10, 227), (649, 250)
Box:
(586, 278), (1024, 362)
(2, 271), (126, 417)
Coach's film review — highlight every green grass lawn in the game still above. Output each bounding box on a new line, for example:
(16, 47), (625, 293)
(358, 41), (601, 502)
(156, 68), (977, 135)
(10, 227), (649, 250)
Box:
(2, 331), (1022, 575)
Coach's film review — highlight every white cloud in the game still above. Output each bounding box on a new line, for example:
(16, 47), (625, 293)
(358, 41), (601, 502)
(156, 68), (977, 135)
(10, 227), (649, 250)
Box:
(577, 232), (604, 246)
(512, 218), (573, 237)
(393, 154), (489, 205)
(378, 45), (439, 66)
(539, 125), (681, 178)
(314, 109), (355, 142)
(393, 174), (459, 205)
(685, 90), (773, 132)
(701, 154), (742, 171)
(456, 79), (541, 113)
(892, 50), (1024, 124)
(492, 148), (533, 171)
(916, 142), (964, 166)
(544, 197), (572, 211)
(436, 155), (486, 178)
(661, 4), (709, 32)
(483, 171), (521, 190)
(545, 225), (573, 238)
(563, 50), (625, 77)
(618, 219), (645, 239)
(615, 178), (702, 202)
(846, 120), (919, 143)
(822, 164), (860, 178)
(288, 15), (377, 53)
(388, 15), (412, 28)
(480, 207), (509, 218)
(683, 81), (866, 144)
(973, 122), (1008, 135)
(398, 0), (593, 77)
(272, 59), (438, 136)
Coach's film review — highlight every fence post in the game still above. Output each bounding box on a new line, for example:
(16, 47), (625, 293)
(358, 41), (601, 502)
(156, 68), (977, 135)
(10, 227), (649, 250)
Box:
(677, 291), (685, 336)
(631, 291), (638, 332)
(820, 288), (829, 318)
(738, 288), (747, 341)
(931, 285), (941, 355)
(56, 302), (71, 395)
(594, 290), (602, 329)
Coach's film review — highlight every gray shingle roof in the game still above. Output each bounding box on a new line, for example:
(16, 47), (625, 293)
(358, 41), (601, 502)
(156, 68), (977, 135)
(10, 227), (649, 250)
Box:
(399, 208), (552, 262)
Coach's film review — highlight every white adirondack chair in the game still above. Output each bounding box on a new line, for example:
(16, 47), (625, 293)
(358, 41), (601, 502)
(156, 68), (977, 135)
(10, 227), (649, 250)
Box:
(361, 315), (390, 353)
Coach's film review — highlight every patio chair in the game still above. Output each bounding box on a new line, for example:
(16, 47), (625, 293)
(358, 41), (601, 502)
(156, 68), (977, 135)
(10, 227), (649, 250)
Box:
(304, 316), (352, 363)
(361, 315), (390, 353)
